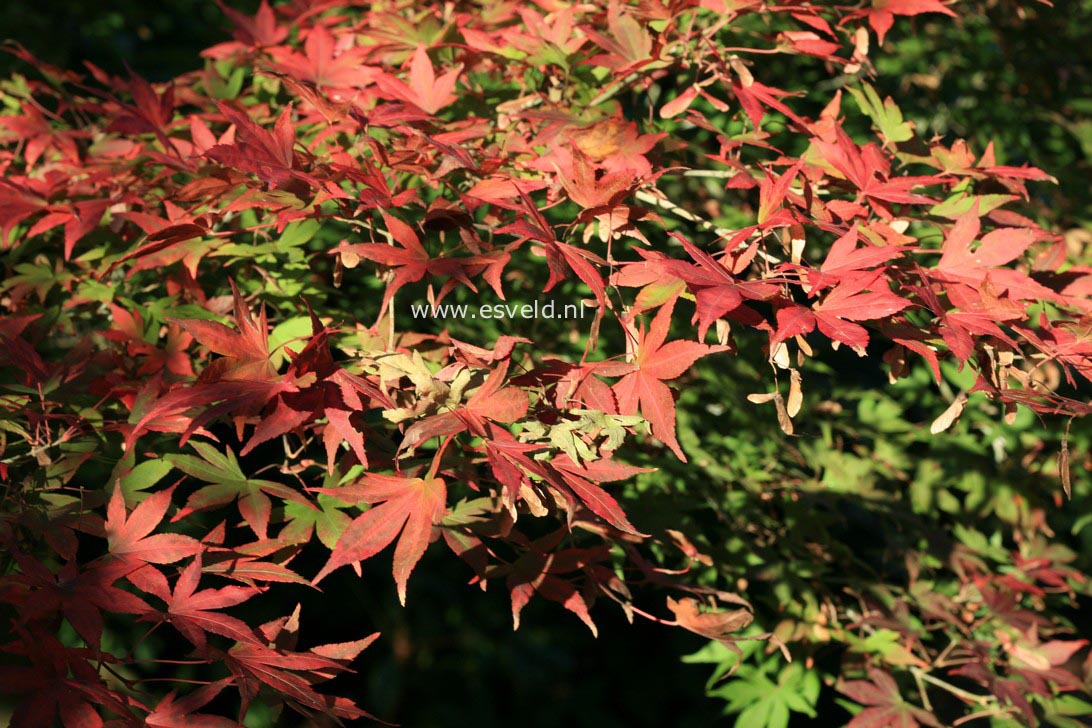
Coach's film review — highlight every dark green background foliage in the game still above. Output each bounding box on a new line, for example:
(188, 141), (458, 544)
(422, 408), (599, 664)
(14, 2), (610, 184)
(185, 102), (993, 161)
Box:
(3, 1), (1091, 726)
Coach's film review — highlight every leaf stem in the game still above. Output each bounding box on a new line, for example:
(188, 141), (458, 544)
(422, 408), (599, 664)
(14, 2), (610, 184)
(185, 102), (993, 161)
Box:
(909, 667), (992, 707)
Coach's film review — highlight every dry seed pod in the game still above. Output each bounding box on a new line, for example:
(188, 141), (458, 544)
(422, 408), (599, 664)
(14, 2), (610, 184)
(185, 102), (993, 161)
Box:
(772, 342), (790, 369)
(774, 393), (794, 435)
(787, 369), (803, 417)
(789, 223), (806, 264)
(930, 392), (968, 434)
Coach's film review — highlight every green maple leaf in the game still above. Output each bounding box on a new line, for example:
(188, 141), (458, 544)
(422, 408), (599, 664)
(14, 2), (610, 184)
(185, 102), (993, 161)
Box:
(166, 441), (310, 539)
(710, 661), (819, 728)
(849, 83), (915, 147)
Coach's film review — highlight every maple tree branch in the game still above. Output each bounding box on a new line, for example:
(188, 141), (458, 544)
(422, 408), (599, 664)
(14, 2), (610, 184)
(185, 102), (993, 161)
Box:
(675, 169), (737, 178)
(912, 667), (933, 712)
(909, 667), (993, 707)
(953, 706), (1016, 726)
(633, 189), (782, 264)
(590, 71), (644, 107)
(633, 189), (734, 238)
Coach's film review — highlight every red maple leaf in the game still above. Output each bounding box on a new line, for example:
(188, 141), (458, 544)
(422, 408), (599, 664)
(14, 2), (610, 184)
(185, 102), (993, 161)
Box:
(169, 282), (275, 381)
(13, 556), (150, 648)
(146, 678), (238, 728)
(373, 45), (461, 115)
(863, 0), (957, 45)
(134, 553), (261, 651)
(669, 233), (779, 338)
(503, 530), (614, 635)
(267, 24), (374, 89)
(210, 0), (287, 52)
(548, 454), (650, 535)
(613, 297), (722, 460)
(840, 667), (941, 727)
(583, 4), (655, 73)
(553, 145), (639, 210)
(812, 128), (937, 217)
(313, 473), (448, 604)
(223, 641), (375, 722)
(0, 634), (134, 728)
(497, 194), (611, 308)
(402, 360), (530, 450)
(933, 209), (1055, 301)
(757, 161), (803, 227)
(811, 271), (912, 350)
(24, 199), (109, 260)
(105, 304), (195, 378)
(337, 211), (506, 320)
(808, 224), (908, 293)
(104, 485), (199, 568)
(204, 102), (309, 188)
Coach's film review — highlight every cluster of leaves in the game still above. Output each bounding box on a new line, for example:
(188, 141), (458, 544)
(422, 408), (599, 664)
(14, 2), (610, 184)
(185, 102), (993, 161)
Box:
(0, 0), (1090, 725)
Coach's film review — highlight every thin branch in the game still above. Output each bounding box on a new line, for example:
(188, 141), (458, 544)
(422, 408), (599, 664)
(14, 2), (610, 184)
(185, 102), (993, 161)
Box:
(910, 667), (993, 707)
(634, 189), (782, 264)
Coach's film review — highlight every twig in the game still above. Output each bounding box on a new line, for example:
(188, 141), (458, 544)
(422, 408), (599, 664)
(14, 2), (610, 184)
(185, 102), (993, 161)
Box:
(634, 189), (781, 264)
(910, 667), (992, 707)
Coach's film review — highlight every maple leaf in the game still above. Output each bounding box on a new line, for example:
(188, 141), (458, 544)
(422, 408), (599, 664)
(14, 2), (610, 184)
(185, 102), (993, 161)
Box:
(912, 277), (1023, 362)
(583, 3), (654, 73)
(104, 485), (199, 568)
(13, 555), (151, 649)
(168, 441), (311, 540)
(667, 596), (753, 641)
(864, 0), (957, 45)
(613, 297), (722, 460)
(567, 118), (665, 176)
(267, 24), (374, 89)
(839, 667), (941, 727)
(110, 204), (220, 275)
(812, 128), (937, 217)
(402, 359), (530, 449)
(223, 641), (375, 722)
(0, 634), (134, 728)
(204, 102), (306, 188)
(168, 282), (276, 381)
(732, 79), (808, 131)
(497, 200), (611, 308)
(503, 531), (612, 636)
(757, 161), (803, 226)
(669, 234), (779, 338)
(479, 426), (551, 511)
(314, 473), (448, 604)
(548, 454), (649, 535)
(129, 378), (300, 449)
(374, 45), (461, 115)
(848, 84), (916, 148)
(464, 176), (548, 210)
(283, 493), (353, 550)
(24, 199), (109, 260)
(0, 103), (80, 168)
(808, 225), (908, 293)
(337, 211), (504, 320)
(146, 678), (239, 728)
(554, 145), (639, 210)
(933, 209), (1055, 300)
(217, 0), (286, 48)
(135, 552), (262, 651)
(105, 304), (195, 378)
(811, 272), (912, 350)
